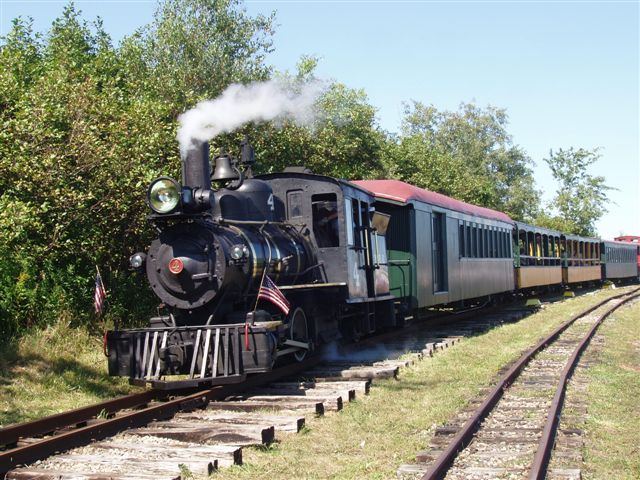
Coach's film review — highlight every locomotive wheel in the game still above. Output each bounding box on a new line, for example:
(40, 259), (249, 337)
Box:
(289, 307), (309, 362)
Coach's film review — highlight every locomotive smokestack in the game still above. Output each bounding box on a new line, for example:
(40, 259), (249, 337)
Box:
(181, 140), (211, 190)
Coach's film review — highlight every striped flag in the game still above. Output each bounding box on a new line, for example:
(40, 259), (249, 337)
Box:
(258, 275), (290, 315)
(94, 270), (107, 315)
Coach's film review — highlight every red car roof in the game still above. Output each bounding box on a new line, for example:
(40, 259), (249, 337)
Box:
(353, 179), (513, 224)
(614, 235), (640, 243)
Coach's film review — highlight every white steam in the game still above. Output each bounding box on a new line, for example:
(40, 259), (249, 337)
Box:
(177, 79), (325, 155)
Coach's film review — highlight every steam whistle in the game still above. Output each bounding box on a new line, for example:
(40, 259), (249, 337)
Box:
(240, 135), (255, 178)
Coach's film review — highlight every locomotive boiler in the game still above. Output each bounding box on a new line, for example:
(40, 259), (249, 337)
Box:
(141, 142), (314, 321)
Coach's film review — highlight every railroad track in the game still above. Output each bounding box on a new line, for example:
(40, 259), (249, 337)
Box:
(398, 287), (640, 480)
(1, 349), (430, 478)
(0, 293), (576, 479)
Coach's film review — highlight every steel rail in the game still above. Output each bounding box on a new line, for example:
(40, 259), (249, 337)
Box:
(528, 290), (640, 480)
(0, 390), (159, 448)
(0, 355), (320, 476)
(420, 287), (640, 480)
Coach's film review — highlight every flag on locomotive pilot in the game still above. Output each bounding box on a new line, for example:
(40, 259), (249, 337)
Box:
(94, 269), (107, 315)
(257, 275), (290, 315)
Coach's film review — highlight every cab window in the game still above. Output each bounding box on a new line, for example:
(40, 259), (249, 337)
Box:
(312, 194), (339, 248)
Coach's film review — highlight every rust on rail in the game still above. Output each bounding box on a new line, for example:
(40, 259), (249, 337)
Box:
(0, 390), (159, 448)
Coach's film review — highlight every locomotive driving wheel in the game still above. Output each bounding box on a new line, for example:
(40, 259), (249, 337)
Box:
(289, 307), (310, 362)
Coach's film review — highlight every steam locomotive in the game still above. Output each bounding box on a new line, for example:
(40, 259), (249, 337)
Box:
(106, 139), (396, 389)
(106, 140), (639, 390)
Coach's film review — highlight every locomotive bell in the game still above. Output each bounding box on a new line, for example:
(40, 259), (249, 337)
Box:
(212, 154), (240, 182)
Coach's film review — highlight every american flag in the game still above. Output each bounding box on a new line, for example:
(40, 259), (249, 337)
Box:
(258, 275), (290, 315)
(94, 270), (107, 315)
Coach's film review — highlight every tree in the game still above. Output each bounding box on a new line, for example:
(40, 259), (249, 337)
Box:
(249, 82), (386, 179)
(124, 0), (274, 111)
(384, 101), (540, 221)
(0, 1), (388, 334)
(536, 147), (613, 236)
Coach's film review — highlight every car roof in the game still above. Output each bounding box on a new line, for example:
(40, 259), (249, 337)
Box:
(353, 179), (513, 223)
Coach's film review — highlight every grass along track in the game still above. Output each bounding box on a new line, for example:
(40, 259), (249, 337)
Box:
(212, 286), (639, 480)
(0, 321), (138, 426)
(579, 299), (640, 479)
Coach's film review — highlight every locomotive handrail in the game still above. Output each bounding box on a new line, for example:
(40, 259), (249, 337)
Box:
(279, 281), (347, 290)
(373, 232), (381, 268)
(295, 261), (326, 277)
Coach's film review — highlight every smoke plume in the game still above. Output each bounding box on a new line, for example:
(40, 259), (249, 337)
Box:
(177, 79), (324, 155)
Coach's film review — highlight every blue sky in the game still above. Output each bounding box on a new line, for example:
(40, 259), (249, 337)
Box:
(1, 0), (638, 238)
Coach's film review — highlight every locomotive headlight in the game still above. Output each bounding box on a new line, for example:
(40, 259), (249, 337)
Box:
(147, 177), (180, 214)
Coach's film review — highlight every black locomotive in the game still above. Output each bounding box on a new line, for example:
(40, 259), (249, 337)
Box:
(106, 140), (395, 388)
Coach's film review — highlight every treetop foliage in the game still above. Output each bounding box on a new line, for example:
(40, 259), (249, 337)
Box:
(535, 147), (613, 237)
(384, 101), (540, 221)
(0, 0), (610, 334)
(130, 0), (275, 106)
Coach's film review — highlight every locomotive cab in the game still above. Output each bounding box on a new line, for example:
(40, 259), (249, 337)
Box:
(259, 171), (396, 340)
